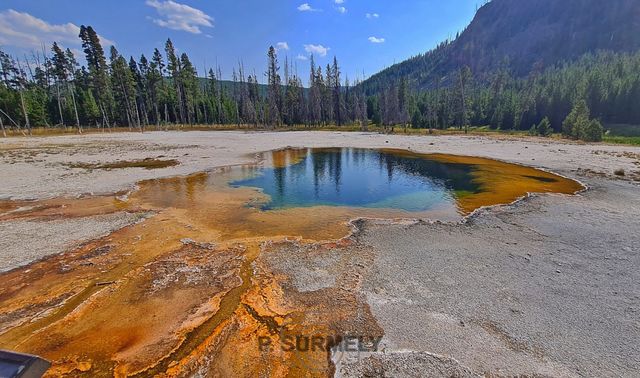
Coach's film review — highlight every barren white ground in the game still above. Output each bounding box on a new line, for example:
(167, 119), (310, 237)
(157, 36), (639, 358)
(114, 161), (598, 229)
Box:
(1, 131), (639, 376)
(0, 131), (637, 200)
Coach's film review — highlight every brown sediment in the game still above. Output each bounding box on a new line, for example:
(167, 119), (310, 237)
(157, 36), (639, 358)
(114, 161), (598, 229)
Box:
(0, 148), (583, 377)
(126, 243), (258, 377)
(380, 149), (584, 214)
(67, 158), (180, 170)
(431, 153), (583, 214)
(0, 195), (135, 221)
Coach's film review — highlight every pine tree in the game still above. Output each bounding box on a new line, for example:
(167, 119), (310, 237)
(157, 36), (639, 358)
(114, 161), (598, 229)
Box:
(179, 53), (198, 125)
(358, 84), (368, 131)
(308, 55), (322, 126)
(266, 46), (282, 127)
(562, 99), (590, 139)
(323, 64), (333, 124)
(79, 25), (113, 127)
(51, 42), (67, 126)
(331, 57), (344, 126)
(14, 58), (32, 134)
(582, 119), (603, 142)
(398, 77), (410, 132)
(138, 55), (154, 127)
(79, 87), (100, 126)
(537, 117), (552, 136)
(65, 48), (82, 132)
(109, 46), (139, 130)
(165, 39), (184, 124)
(129, 56), (147, 129)
(455, 66), (472, 133)
(151, 48), (168, 125)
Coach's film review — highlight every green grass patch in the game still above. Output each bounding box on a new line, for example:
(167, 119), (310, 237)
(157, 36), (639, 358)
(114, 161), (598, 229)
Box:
(603, 135), (640, 146)
(604, 124), (640, 137)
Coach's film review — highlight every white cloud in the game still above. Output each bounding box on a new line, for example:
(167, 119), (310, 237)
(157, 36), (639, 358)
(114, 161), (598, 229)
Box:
(366, 13), (380, 19)
(334, 0), (344, 3)
(337, 6), (347, 14)
(368, 36), (385, 43)
(297, 3), (320, 12)
(275, 42), (289, 51)
(69, 48), (84, 60)
(296, 54), (309, 61)
(146, 0), (213, 34)
(304, 44), (330, 57)
(0, 9), (115, 50)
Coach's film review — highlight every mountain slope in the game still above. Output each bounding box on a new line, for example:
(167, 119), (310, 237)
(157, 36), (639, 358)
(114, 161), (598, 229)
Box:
(362, 0), (640, 94)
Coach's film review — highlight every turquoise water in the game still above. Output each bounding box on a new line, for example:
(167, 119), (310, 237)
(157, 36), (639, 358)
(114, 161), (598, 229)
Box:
(231, 148), (481, 212)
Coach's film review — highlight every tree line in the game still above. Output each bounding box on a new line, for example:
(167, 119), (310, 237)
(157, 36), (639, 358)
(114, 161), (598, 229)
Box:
(391, 51), (640, 141)
(0, 24), (637, 142)
(0, 25), (368, 136)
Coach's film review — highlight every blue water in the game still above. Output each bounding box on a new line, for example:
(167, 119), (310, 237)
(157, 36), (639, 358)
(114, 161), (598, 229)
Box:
(231, 148), (481, 212)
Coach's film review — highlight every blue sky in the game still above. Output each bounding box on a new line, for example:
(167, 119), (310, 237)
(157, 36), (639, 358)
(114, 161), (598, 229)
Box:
(0, 0), (478, 85)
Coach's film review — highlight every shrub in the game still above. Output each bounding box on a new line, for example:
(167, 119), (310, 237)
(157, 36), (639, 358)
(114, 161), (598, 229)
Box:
(537, 117), (552, 136)
(562, 100), (602, 142)
(580, 119), (603, 142)
(527, 117), (552, 137)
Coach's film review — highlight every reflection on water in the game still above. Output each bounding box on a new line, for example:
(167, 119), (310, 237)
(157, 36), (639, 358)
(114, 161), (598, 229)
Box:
(232, 148), (484, 212)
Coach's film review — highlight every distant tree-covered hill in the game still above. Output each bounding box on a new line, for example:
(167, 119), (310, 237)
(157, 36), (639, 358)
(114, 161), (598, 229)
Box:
(200, 78), (306, 97)
(362, 0), (640, 95)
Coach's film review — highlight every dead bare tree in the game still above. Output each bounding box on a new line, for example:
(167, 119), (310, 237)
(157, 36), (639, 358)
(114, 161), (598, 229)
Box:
(15, 58), (31, 135)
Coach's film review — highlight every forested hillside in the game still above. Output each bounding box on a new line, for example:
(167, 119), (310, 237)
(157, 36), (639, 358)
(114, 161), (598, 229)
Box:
(361, 0), (640, 94)
(391, 51), (640, 134)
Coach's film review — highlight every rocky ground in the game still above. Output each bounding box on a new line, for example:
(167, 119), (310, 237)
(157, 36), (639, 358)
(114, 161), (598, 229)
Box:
(337, 179), (640, 377)
(0, 130), (639, 377)
(0, 212), (147, 272)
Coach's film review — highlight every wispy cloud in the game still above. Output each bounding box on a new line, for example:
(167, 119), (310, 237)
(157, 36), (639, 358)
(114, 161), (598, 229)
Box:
(368, 36), (385, 43)
(146, 0), (213, 34)
(275, 42), (289, 51)
(304, 44), (330, 57)
(336, 6), (347, 14)
(366, 13), (380, 19)
(297, 3), (320, 12)
(296, 54), (309, 61)
(0, 9), (115, 50)
(334, 0), (345, 4)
